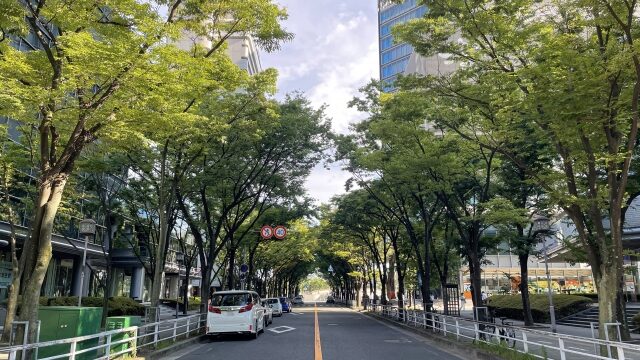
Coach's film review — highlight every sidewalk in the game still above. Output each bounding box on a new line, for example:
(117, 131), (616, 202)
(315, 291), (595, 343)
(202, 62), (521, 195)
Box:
(157, 307), (199, 321)
(455, 305), (640, 340)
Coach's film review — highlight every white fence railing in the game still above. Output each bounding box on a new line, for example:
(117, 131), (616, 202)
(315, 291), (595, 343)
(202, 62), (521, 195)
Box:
(0, 313), (206, 360)
(370, 304), (640, 360)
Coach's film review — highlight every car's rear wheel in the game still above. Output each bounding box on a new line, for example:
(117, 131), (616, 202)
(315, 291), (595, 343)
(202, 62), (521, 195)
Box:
(252, 321), (259, 339)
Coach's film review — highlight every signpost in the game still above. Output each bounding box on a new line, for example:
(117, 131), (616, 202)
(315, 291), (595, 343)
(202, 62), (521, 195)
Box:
(274, 226), (287, 240)
(260, 225), (274, 239)
(261, 225), (288, 240)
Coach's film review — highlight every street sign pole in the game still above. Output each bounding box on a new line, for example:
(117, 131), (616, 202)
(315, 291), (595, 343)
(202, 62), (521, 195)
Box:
(240, 264), (249, 290)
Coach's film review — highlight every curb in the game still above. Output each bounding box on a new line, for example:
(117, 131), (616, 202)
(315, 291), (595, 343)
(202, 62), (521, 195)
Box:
(135, 335), (207, 360)
(363, 312), (507, 360)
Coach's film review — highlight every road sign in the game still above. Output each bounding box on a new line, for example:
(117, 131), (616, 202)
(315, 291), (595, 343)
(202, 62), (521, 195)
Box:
(261, 225), (274, 239)
(240, 264), (249, 273)
(274, 225), (287, 239)
(328, 265), (334, 273)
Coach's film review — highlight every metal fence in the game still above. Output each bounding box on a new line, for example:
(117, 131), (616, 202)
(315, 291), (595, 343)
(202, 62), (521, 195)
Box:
(0, 313), (206, 360)
(370, 304), (640, 360)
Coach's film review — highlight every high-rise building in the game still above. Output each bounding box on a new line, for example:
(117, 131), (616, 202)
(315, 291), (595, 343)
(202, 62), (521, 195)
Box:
(378, 0), (426, 89)
(227, 35), (262, 75)
(378, 0), (457, 91)
(177, 33), (262, 75)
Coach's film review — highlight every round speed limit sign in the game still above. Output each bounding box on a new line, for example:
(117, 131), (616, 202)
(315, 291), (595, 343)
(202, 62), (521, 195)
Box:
(260, 225), (274, 239)
(274, 226), (287, 240)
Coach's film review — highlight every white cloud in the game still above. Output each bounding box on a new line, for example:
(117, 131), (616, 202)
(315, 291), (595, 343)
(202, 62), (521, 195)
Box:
(262, 1), (378, 204)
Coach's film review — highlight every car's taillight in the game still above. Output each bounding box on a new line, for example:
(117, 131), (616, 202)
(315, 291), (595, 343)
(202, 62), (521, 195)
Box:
(238, 303), (254, 313)
(208, 305), (221, 314)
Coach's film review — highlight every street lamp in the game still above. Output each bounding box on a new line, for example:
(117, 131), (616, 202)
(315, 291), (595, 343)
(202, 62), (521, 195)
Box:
(78, 218), (97, 307)
(532, 214), (557, 333)
(175, 251), (184, 319)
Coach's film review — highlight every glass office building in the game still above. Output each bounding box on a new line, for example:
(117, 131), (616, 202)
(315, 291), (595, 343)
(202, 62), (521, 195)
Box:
(378, 0), (427, 91)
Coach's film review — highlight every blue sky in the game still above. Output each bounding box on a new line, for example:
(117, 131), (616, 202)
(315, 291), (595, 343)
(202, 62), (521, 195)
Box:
(261, 0), (379, 204)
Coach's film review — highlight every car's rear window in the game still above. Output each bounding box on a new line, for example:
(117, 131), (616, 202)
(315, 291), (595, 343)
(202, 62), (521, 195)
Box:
(279, 298), (287, 303)
(211, 294), (250, 306)
(267, 299), (279, 304)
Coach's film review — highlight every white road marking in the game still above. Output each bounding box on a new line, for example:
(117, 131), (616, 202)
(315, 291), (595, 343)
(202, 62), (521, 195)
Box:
(327, 323), (339, 326)
(268, 326), (296, 334)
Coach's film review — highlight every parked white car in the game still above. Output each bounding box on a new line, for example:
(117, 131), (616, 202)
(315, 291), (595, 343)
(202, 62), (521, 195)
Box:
(261, 299), (274, 325)
(206, 290), (266, 339)
(292, 295), (304, 305)
(264, 297), (283, 316)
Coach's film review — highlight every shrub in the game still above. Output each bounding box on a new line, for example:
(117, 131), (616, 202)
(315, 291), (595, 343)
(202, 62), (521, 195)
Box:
(487, 294), (592, 323)
(572, 293), (599, 300)
(160, 297), (201, 311)
(39, 296), (144, 316)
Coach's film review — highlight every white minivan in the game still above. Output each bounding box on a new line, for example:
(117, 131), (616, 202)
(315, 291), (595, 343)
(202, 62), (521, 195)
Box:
(207, 290), (266, 338)
(264, 297), (283, 316)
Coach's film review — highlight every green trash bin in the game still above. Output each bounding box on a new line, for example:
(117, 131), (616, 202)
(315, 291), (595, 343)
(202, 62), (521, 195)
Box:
(106, 316), (141, 356)
(38, 307), (103, 360)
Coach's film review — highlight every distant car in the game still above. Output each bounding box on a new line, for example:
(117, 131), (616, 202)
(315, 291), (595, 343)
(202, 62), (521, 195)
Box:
(279, 297), (292, 313)
(265, 297), (283, 316)
(261, 300), (274, 325)
(206, 290), (266, 339)
(292, 296), (304, 305)
(326, 296), (335, 304)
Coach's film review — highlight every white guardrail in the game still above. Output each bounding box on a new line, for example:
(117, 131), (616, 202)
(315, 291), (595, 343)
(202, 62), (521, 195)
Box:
(370, 304), (640, 360)
(0, 313), (206, 360)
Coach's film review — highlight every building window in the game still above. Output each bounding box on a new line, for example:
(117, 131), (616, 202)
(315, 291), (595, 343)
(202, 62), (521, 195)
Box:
(381, 44), (414, 65)
(379, 0), (419, 22)
(379, 6), (427, 37)
(381, 58), (410, 79)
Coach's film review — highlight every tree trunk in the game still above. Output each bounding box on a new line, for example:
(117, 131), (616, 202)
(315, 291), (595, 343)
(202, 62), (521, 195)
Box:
(227, 247), (236, 290)
(18, 174), (68, 343)
(519, 253), (534, 326)
(423, 224), (433, 310)
(183, 268), (190, 315)
(101, 219), (113, 327)
(1, 209), (23, 342)
(468, 251), (483, 318)
(595, 262), (626, 342)
(379, 262), (388, 305)
(372, 269), (377, 303)
(248, 242), (258, 291)
(150, 204), (169, 307)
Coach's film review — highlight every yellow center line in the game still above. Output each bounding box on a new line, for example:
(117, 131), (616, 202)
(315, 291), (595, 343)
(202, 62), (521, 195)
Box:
(314, 303), (323, 360)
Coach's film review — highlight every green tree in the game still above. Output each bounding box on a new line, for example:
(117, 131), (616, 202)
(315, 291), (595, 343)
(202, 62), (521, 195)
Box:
(176, 94), (329, 307)
(395, 0), (640, 338)
(0, 0), (292, 341)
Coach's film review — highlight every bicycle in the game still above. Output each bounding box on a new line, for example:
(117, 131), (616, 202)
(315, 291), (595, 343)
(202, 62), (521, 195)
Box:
(497, 317), (517, 348)
(427, 310), (442, 334)
(479, 323), (496, 342)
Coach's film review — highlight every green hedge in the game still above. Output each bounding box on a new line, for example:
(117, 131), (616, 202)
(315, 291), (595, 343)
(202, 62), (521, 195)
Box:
(487, 294), (593, 323)
(39, 296), (145, 317)
(160, 297), (201, 311)
(571, 293), (599, 300)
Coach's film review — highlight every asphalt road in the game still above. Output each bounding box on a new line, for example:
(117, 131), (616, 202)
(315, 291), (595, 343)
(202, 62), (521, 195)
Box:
(160, 303), (464, 360)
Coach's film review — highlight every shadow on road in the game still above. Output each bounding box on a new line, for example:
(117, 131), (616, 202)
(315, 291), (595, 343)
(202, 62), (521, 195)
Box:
(205, 334), (260, 342)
